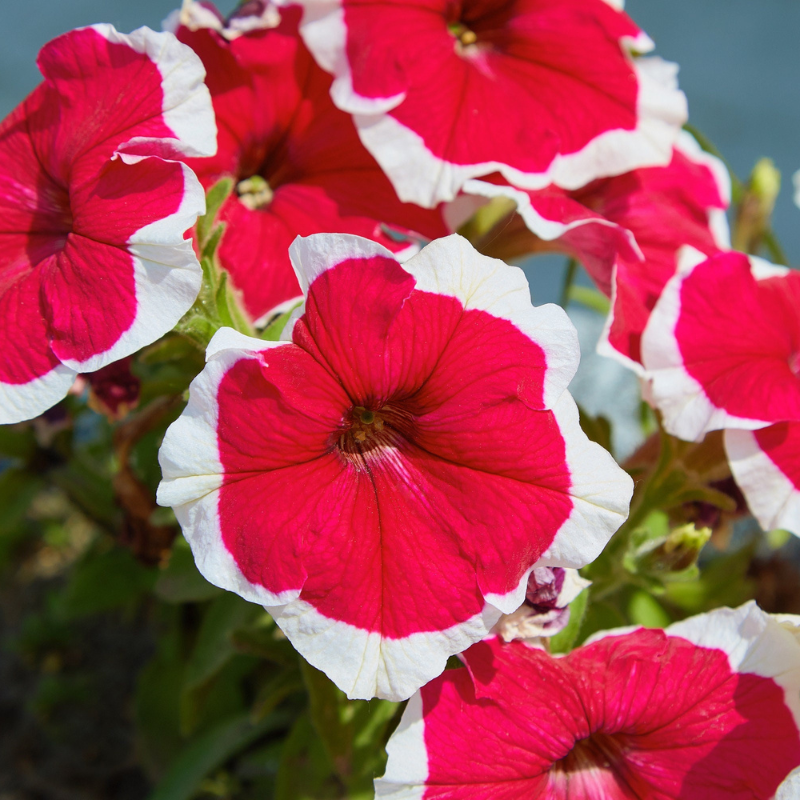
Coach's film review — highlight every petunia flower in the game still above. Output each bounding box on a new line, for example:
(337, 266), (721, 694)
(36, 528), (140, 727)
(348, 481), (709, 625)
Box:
(461, 131), (730, 370)
(286, 0), (687, 206)
(168, 2), (449, 323)
(726, 423), (800, 537)
(494, 567), (589, 643)
(157, 233), (633, 701)
(0, 25), (216, 424)
(376, 602), (800, 798)
(641, 250), (800, 442)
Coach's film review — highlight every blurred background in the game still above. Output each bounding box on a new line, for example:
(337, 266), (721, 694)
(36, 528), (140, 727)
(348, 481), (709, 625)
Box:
(1, 2), (798, 799)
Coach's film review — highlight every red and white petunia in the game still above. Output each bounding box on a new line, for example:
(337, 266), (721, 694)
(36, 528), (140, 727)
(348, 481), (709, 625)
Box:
(0, 25), (216, 424)
(157, 233), (633, 701)
(169, 2), (449, 323)
(641, 250), (800, 442)
(726, 423), (800, 537)
(376, 602), (800, 799)
(287, 0), (687, 207)
(461, 131), (730, 371)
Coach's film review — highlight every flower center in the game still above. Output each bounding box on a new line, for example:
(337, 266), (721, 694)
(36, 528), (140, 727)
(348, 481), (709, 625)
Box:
(337, 403), (415, 466)
(449, 21), (478, 47)
(236, 175), (274, 210)
(350, 406), (384, 444)
(549, 734), (632, 795)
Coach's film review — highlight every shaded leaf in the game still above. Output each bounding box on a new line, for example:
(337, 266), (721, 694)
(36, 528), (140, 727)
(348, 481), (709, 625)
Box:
(549, 587), (589, 654)
(149, 710), (290, 800)
(155, 537), (221, 604)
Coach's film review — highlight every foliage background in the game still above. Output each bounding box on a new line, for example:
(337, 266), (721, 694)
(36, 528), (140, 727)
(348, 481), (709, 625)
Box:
(1, 2), (800, 799)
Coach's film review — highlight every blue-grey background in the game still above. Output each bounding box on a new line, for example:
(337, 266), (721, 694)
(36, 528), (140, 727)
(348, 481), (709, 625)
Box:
(2, 0), (797, 456)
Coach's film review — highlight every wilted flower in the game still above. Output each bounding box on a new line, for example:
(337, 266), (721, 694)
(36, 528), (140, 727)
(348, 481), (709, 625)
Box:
(377, 603), (800, 798)
(157, 233), (632, 700)
(494, 567), (589, 643)
(0, 25), (216, 424)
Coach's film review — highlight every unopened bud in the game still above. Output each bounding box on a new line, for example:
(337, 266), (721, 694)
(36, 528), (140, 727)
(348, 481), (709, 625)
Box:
(628, 523), (711, 577)
(733, 158), (781, 254)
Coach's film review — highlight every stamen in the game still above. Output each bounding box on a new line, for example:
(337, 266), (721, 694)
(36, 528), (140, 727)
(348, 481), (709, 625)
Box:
(448, 22), (478, 48)
(236, 175), (274, 210)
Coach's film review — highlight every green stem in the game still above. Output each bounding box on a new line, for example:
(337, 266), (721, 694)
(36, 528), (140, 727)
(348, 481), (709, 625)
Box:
(762, 229), (790, 266)
(559, 258), (578, 308)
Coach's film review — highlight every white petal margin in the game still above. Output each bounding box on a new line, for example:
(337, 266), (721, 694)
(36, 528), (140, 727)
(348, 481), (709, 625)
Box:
(596, 130), (731, 376)
(667, 602), (800, 733)
(403, 234), (580, 410)
(726, 427), (800, 536)
(534, 392), (634, 568)
(459, 176), (642, 259)
(641, 246), (774, 441)
(374, 692), (427, 800)
(290, 0), (686, 206)
(290, 0), (406, 117)
(290, 233), (580, 410)
(91, 24), (216, 159)
(157, 329), (301, 607)
(777, 767), (800, 800)
(587, 602), (800, 754)
(0, 363), (77, 425)
(58, 160), (205, 374)
(352, 57), (685, 208)
(268, 594), (504, 702)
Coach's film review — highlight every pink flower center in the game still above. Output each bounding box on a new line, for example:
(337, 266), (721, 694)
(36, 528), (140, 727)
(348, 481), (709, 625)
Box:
(549, 733), (632, 795)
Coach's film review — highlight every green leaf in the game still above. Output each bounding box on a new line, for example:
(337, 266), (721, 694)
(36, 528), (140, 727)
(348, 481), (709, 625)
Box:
(577, 598), (627, 645)
(230, 615), (298, 666)
(261, 304), (301, 341)
(62, 547), (156, 617)
(184, 592), (261, 692)
(135, 609), (186, 779)
(665, 541), (756, 614)
(549, 587), (589, 654)
(196, 178), (233, 248)
(49, 455), (119, 529)
(215, 269), (254, 335)
(252, 669), (305, 722)
(577, 406), (613, 454)
(154, 537), (222, 604)
(627, 589), (671, 628)
(301, 661), (399, 793)
(149, 710), (290, 800)
(0, 424), (36, 460)
(0, 468), (43, 535)
(275, 714), (343, 800)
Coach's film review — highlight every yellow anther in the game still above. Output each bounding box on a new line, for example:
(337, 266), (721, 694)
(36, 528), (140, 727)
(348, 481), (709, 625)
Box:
(236, 175), (274, 210)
